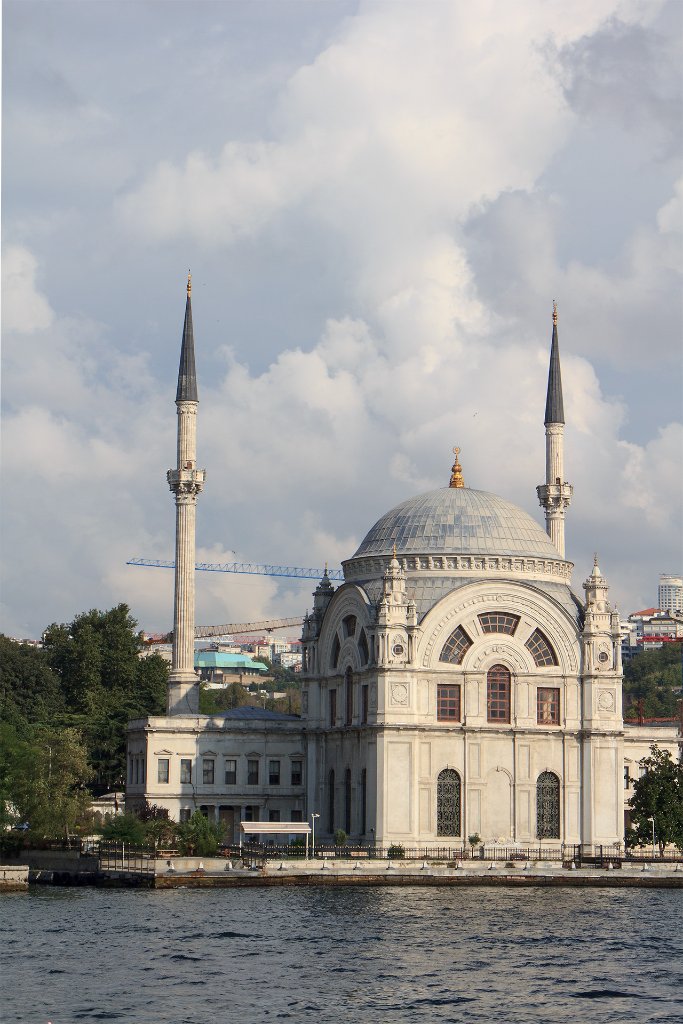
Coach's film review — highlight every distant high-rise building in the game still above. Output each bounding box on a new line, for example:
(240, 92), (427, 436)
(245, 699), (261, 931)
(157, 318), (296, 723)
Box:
(658, 574), (683, 613)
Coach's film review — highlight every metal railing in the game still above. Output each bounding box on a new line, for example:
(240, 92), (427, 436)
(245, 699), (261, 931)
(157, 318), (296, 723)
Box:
(227, 841), (683, 866)
(97, 840), (155, 876)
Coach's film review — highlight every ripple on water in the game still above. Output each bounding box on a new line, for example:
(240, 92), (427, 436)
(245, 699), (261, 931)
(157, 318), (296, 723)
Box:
(1, 887), (682, 1024)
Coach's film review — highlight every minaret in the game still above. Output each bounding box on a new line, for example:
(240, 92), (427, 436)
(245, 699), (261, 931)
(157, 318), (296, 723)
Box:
(166, 273), (205, 715)
(536, 302), (573, 557)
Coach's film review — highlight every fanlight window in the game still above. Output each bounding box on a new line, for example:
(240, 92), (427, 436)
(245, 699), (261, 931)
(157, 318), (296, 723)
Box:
(526, 629), (558, 667)
(437, 768), (461, 836)
(478, 613), (520, 635)
(536, 771), (560, 839)
(439, 626), (472, 665)
(343, 615), (357, 640)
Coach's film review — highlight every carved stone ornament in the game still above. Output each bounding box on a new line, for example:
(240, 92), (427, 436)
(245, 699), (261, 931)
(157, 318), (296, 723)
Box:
(597, 689), (615, 712)
(390, 682), (409, 706)
(301, 691), (309, 714)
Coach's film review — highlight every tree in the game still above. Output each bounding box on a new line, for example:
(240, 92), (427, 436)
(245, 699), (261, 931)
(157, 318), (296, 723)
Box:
(176, 810), (224, 856)
(41, 605), (168, 791)
(199, 682), (255, 714)
(0, 723), (93, 839)
(627, 744), (683, 855)
(0, 636), (65, 727)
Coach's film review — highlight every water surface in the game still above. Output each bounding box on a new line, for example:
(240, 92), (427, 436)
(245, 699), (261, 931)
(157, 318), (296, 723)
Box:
(2, 886), (681, 1023)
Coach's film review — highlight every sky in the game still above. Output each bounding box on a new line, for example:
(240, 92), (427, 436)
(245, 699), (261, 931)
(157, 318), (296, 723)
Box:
(2, 0), (682, 639)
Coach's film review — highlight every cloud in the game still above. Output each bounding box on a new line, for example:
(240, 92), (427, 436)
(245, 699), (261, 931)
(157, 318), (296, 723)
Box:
(2, 2), (681, 638)
(2, 246), (54, 333)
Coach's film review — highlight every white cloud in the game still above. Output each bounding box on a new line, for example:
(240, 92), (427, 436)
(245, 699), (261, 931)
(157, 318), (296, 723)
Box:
(2, 246), (54, 332)
(2, 2), (681, 637)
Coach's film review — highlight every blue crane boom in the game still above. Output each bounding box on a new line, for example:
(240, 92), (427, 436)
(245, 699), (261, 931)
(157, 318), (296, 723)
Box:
(127, 557), (344, 581)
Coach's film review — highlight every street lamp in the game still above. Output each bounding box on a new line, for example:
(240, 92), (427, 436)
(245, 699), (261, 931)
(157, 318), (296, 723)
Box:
(647, 816), (656, 859)
(311, 812), (320, 858)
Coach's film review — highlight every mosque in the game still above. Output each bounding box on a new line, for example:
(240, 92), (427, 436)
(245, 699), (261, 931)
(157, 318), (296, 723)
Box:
(126, 279), (678, 850)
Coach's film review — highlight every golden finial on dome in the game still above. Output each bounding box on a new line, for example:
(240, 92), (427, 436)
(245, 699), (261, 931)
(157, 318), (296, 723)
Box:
(552, 299), (558, 326)
(187, 270), (192, 298)
(392, 543), (397, 559)
(449, 446), (465, 488)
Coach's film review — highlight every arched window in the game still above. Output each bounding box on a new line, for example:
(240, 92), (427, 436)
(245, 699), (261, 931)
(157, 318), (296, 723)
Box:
(526, 629), (558, 667)
(439, 625), (472, 664)
(437, 768), (461, 836)
(331, 634), (340, 669)
(478, 612), (520, 635)
(328, 770), (335, 833)
(344, 768), (352, 834)
(536, 771), (560, 839)
(358, 629), (369, 665)
(487, 664), (511, 722)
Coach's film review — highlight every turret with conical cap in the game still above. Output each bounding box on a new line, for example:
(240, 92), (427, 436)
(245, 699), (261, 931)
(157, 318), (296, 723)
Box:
(166, 273), (206, 715)
(536, 302), (573, 557)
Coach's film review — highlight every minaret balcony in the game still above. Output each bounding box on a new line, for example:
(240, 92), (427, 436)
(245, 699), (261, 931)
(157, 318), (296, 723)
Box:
(536, 481), (573, 509)
(167, 467), (206, 495)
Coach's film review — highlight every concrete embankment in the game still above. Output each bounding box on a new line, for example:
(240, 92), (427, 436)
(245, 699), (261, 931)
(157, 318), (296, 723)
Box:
(153, 859), (683, 890)
(0, 866), (29, 891)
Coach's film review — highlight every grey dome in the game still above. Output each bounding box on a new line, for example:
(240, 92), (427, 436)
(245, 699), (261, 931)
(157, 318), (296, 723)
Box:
(352, 487), (561, 560)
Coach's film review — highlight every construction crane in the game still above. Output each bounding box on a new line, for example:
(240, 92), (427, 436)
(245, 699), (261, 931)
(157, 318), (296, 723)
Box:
(127, 557), (344, 581)
(196, 617), (303, 639)
(143, 616), (304, 645)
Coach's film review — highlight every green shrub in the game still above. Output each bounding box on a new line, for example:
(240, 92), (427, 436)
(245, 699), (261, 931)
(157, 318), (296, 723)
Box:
(176, 810), (223, 856)
(334, 828), (347, 846)
(387, 843), (405, 858)
(101, 813), (146, 845)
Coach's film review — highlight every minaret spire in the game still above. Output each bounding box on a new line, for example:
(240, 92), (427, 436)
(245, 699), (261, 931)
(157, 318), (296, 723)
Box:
(536, 302), (572, 558)
(166, 274), (206, 715)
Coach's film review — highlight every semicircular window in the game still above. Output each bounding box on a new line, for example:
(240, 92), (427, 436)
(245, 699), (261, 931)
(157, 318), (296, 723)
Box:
(439, 626), (472, 665)
(331, 634), (341, 669)
(478, 613), (520, 635)
(525, 629), (558, 667)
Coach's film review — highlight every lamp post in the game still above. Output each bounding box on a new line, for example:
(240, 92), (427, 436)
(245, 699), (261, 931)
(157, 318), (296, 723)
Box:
(311, 812), (320, 858)
(648, 816), (656, 859)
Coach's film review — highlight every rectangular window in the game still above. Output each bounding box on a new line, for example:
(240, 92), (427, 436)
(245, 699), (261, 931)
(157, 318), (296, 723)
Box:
(157, 758), (170, 784)
(224, 759), (237, 785)
(180, 758), (192, 784)
(247, 759), (259, 785)
(291, 809), (303, 822)
(329, 688), (337, 727)
(437, 684), (461, 721)
(141, 757), (146, 785)
(487, 668), (511, 723)
(536, 687), (560, 725)
(345, 673), (353, 725)
(203, 758), (215, 785)
(179, 808), (191, 823)
(624, 766), (630, 790)
(268, 809), (281, 822)
(269, 760), (281, 786)
(244, 805), (259, 822)
(291, 761), (303, 787)
(361, 685), (369, 724)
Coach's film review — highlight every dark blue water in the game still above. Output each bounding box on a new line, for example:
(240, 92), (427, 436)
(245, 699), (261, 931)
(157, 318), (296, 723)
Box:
(1, 886), (681, 1023)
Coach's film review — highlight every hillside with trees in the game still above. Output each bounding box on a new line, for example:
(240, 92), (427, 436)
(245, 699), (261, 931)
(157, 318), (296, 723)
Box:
(623, 642), (682, 720)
